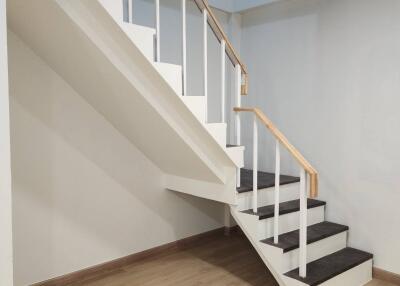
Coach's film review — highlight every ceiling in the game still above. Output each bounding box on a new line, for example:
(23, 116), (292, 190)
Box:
(208, 0), (280, 13)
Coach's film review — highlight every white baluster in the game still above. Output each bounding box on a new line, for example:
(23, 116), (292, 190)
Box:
(235, 64), (241, 188)
(155, 0), (160, 62)
(274, 140), (280, 243)
(181, 0), (187, 96)
(203, 10), (208, 122)
(128, 0), (133, 23)
(220, 40), (226, 123)
(253, 114), (258, 213)
(299, 168), (307, 278)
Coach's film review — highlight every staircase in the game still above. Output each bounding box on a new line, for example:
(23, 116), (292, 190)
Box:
(7, 0), (373, 285)
(233, 169), (373, 285)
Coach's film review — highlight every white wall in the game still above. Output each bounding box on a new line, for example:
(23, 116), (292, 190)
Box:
(0, 0), (14, 285)
(241, 0), (400, 274)
(8, 32), (225, 286)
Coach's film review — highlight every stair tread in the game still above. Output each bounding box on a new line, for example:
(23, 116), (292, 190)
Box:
(237, 169), (299, 193)
(284, 247), (373, 286)
(260, 222), (349, 252)
(241, 199), (326, 220)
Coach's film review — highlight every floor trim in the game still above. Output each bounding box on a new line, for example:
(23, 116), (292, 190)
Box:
(32, 226), (238, 286)
(373, 267), (400, 285)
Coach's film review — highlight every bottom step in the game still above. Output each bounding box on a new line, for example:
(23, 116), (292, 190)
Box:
(284, 247), (373, 286)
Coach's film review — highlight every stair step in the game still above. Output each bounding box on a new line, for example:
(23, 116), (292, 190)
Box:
(237, 168), (299, 193)
(284, 247), (373, 286)
(261, 221), (348, 252)
(225, 145), (244, 168)
(242, 199), (326, 220)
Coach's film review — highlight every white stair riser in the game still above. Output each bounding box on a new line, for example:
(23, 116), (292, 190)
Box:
(154, 63), (183, 95)
(226, 146), (244, 168)
(283, 259), (372, 286)
(181, 96), (206, 123)
(258, 206), (325, 240)
(237, 183), (300, 211)
(206, 123), (227, 148)
(121, 23), (155, 61)
(269, 232), (348, 273)
(234, 206), (325, 241)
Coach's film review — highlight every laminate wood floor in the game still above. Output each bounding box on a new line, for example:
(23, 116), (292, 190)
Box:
(65, 230), (395, 286)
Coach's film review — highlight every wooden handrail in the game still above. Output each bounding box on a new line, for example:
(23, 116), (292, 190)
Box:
(234, 107), (318, 198)
(193, 0), (248, 95)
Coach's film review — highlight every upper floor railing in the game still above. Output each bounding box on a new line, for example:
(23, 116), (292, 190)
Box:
(192, 0), (248, 95)
(126, 0), (247, 124)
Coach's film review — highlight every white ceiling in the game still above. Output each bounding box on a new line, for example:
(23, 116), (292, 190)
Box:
(208, 0), (280, 13)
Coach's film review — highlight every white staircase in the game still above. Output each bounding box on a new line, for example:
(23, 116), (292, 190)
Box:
(90, 2), (375, 284)
(7, 0), (374, 285)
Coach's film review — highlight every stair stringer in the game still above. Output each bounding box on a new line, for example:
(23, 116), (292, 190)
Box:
(7, 0), (241, 203)
(230, 206), (286, 286)
(230, 189), (327, 286)
(165, 166), (237, 204)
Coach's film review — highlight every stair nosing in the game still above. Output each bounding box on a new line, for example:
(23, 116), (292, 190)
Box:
(284, 247), (373, 286)
(260, 221), (349, 253)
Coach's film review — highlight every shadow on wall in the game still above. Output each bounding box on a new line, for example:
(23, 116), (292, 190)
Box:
(8, 32), (224, 286)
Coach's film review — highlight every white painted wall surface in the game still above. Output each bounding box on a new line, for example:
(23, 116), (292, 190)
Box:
(241, 0), (400, 274)
(0, 0), (14, 285)
(8, 32), (225, 286)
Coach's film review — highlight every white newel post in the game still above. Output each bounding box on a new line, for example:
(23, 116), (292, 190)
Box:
(220, 39), (226, 123)
(181, 0), (186, 96)
(252, 114), (258, 213)
(203, 9), (208, 122)
(0, 0), (14, 283)
(299, 168), (307, 277)
(155, 0), (160, 62)
(235, 64), (241, 188)
(274, 140), (280, 243)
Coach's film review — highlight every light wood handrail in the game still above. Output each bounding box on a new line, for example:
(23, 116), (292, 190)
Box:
(193, 0), (248, 95)
(234, 107), (318, 198)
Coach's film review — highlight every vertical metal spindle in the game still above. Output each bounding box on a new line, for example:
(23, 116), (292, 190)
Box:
(181, 0), (187, 96)
(203, 9), (208, 122)
(155, 0), (160, 62)
(128, 0), (133, 23)
(220, 40), (226, 123)
(252, 114), (258, 213)
(299, 168), (307, 278)
(274, 140), (280, 243)
(235, 64), (241, 188)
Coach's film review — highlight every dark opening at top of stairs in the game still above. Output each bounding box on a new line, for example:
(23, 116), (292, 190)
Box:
(260, 221), (349, 252)
(242, 199), (326, 220)
(237, 168), (300, 193)
(284, 247), (373, 286)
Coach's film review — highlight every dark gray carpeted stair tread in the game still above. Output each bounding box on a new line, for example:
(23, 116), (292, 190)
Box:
(237, 168), (300, 193)
(241, 199), (326, 220)
(260, 222), (349, 252)
(284, 247), (373, 286)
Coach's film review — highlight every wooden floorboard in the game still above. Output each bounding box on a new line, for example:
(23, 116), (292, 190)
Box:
(64, 230), (277, 286)
(42, 230), (396, 286)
